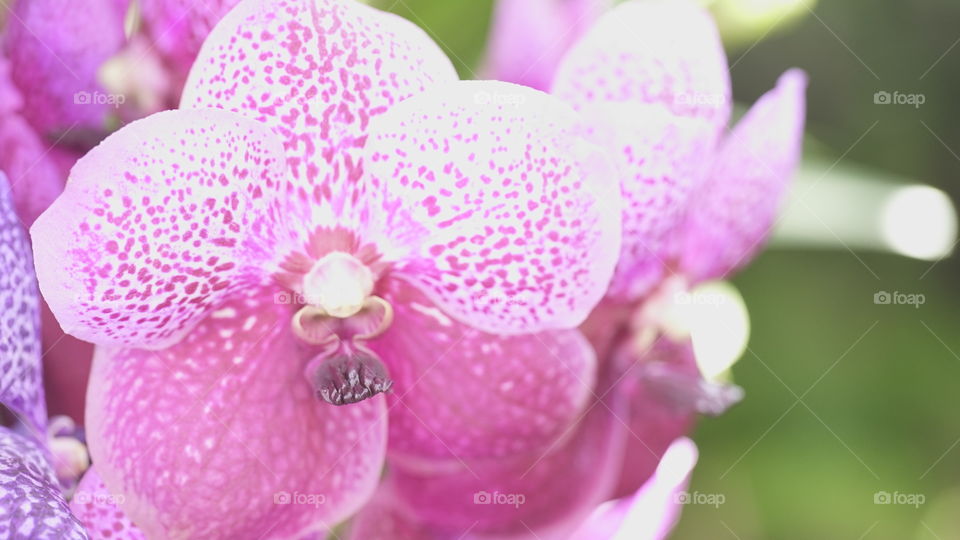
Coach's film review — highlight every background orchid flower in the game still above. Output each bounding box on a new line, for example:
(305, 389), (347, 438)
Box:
(31, 0), (622, 536)
(553, 0), (805, 505)
(0, 170), (90, 538)
(1, 0), (243, 424)
(481, 0), (610, 92)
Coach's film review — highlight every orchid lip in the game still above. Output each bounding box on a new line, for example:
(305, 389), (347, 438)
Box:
(312, 345), (393, 406)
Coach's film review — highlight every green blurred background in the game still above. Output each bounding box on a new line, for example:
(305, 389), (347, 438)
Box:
(370, 0), (960, 538)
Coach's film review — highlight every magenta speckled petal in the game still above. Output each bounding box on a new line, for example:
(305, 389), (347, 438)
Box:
(552, 0), (731, 300)
(369, 282), (595, 463)
(182, 0), (458, 225)
(678, 70), (807, 282)
(364, 81), (622, 334)
(573, 438), (698, 540)
(3, 0), (126, 136)
(70, 467), (144, 540)
(482, 0), (610, 91)
(0, 427), (87, 539)
(346, 487), (429, 540)
(85, 292), (388, 539)
(0, 172), (45, 436)
(30, 109), (301, 350)
(382, 390), (629, 539)
(138, 0), (241, 82)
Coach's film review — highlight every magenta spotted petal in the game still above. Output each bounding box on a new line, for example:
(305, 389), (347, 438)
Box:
(678, 69), (808, 282)
(86, 292), (388, 539)
(552, 0), (732, 300)
(370, 282), (595, 463)
(70, 467), (144, 540)
(182, 0), (459, 219)
(31, 109), (296, 350)
(0, 172), (45, 436)
(482, 0), (610, 92)
(0, 427), (87, 539)
(363, 82), (621, 334)
(3, 0), (127, 136)
(374, 390), (629, 539)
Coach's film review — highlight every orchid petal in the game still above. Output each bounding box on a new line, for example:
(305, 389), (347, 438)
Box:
(3, 0), (126, 136)
(182, 0), (458, 223)
(482, 0), (610, 91)
(381, 388), (629, 539)
(0, 172), (45, 436)
(70, 467), (144, 540)
(138, 0), (242, 82)
(0, 114), (65, 226)
(364, 81), (622, 334)
(574, 437), (698, 540)
(613, 337), (699, 498)
(86, 292), (388, 539)
(369, 282), (595, 463)
(678, 69), (808, 282)
(31, 109), (298, 350)
(552, 0), (731, 300)
(0, 427), (87, 539)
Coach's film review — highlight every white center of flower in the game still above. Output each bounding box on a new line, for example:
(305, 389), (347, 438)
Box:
(302, 252), (374, 318)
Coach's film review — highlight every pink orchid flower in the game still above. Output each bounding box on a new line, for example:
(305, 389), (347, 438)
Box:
(31, 0), (622, 537)
(2, 0), (243, 423)
(482, 0), (611, 92)
(342, 1), (806, 537)
(0, 170), (87, 538)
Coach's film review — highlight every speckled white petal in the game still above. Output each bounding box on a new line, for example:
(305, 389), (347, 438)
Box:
(31, 109), (300, 350)
(552, 0), (731, 300)
(182, 0), (458, 227)
(364, 81), (622, 335)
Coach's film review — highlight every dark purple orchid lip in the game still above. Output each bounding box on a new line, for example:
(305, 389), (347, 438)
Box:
(312, 345), (393, 406)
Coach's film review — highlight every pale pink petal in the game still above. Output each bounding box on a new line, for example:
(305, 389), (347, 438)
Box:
(0, 172), (46, 436)
(86, 292), (388, 539)
(678, 69), (808, 282)
(552, 0), (732, 300)
(482, 0), (611, 91)
(364, 81), (622, 334)
(369, 282), (595, 463)
(573, 438), (698, 540)
(0, 427), (87, 538)
(381, 388), (629, 539)
(0, 114), (65, 226)
(138, 0), (242, 83)
(181, 0), (458, 223)
(31, 109), (299, 350)
(70, 467), (144, 540)
(3, 0), (126, 136)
